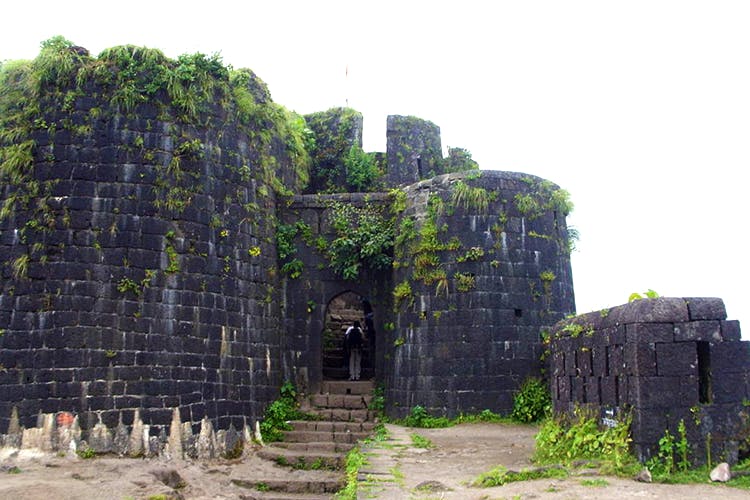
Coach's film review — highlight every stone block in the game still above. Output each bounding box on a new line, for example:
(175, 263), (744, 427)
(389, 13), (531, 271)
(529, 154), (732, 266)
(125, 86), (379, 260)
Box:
(656, 342), (697, 377)
(673, 321), (722, 342)
(617, 297), (689, 324)
(721, 320), (742, 341)
(576, 348), (593, 376)
(555, 376), (570, 405)
(712, 372), (749, 404)
(610, 325), (627, 345)
(571, 377), (584, 401)
(54, 349), (85, 368)
(679, 376), (700, 408)
(564, 347), (577, 375)
(629, 376), (698, 410)
(685, 297), (726, 320)
(711, 341), (750, 374)
(632, 410), (669, 445)
(584, 377), (600, 404)
(607, 344), (625, 376)
(591, 347), (607, 376)
(616, 376), (630, 405)
(628, 377), (680, 411)
(550, 351), (565, 377)
(600, 376), (617, 405)
(624, 343), (656, 376)
(626, 323), (674, 343)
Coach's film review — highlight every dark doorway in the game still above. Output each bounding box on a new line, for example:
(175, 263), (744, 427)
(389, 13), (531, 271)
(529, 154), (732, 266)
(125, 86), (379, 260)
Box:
(697, 341), (712, 404)
(322, 291), (374, 380)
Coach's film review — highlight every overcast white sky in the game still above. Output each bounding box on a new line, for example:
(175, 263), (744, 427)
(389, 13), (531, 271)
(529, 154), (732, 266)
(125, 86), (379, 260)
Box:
(2, 1), (748, 333)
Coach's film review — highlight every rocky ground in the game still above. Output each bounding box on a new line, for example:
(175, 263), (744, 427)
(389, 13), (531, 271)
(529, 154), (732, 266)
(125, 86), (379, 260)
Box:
(1, 422), (749, 499)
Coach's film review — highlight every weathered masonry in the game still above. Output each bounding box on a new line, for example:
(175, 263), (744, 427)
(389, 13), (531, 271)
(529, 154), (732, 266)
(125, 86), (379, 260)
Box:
(0, 41), (576, 441)
(279, 171), (576, 419)
(549, 297), (748, 464)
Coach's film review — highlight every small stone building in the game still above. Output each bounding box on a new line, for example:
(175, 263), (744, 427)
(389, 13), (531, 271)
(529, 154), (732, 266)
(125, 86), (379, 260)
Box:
(549, 297), (748, 464)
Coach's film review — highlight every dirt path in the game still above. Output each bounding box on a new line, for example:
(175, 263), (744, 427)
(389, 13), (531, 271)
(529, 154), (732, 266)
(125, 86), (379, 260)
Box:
(1, 423), (749, 499)
(363, 423), (750, 499)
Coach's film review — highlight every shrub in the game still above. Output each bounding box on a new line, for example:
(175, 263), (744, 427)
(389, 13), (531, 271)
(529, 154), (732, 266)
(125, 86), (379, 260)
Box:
(402, 405), (451, 429)
(343, 145), (380, 192)
(533, 408), (633, 471)
(511, 377), (551, 423)
(471, 465), (567, 488)
(259, 381), (304, 442)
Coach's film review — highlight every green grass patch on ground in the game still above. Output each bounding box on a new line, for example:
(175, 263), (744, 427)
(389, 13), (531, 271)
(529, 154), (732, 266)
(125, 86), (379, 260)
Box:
(392, 406), (513, 429)
(471, 465), (568, 487)
(652, 466), (750, 490)
(580, 478), (609, 487)
(410, 433), (434, 449)
(334, 446), (367, 500)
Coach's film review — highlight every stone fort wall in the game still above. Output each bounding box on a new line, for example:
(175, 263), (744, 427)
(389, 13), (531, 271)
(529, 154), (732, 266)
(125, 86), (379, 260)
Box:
(0, 42), (577, 439)
(0, 46), (302, 434)
(385, 171), (575, 418)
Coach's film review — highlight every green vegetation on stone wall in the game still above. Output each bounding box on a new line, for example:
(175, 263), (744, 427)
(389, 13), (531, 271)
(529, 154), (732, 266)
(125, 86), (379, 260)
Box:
(387, 115), (443, 179)
(343, 144), (382, 192)
(393, 280), (414, 310)
(515, 177), (574, 219)
(305, 107), (383, 193)
(276, 220), (311, 279)
(259, 381), (306, 442)
(0, 36), (311, 222)
(389, 172), (576, 316)
(443, 146), (479, 173)
(511, 377), (551, 423)
(326, 201), (394, 280)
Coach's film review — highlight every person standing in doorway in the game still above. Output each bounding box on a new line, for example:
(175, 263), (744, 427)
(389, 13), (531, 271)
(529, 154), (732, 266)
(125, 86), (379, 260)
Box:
(345, 321), (363, 380)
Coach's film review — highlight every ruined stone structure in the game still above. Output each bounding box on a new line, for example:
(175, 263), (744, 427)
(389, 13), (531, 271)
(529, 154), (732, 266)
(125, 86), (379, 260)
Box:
(0, 42), (574, 446)
(549, 297), (748, 464)
(386, 115), (443, 186)
(278, 171), (576, 419)
(4, 41), (747, 467)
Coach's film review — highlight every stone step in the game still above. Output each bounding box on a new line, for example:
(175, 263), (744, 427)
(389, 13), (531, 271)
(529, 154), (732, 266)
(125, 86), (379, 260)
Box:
(231, 477), (343, 495)
(257, 447), (346, 469)
(289, 420), (375, 433)
(305, 408), (373, 422)
(274, 441), (353, 453)
(321, 370), (377, 382)
(281, 430), (370, 444)
(322, 354), (346, 364)
(310, 393), (372, 409)
(321, 367), (349, 379)
(322, 360), (374, 370)
(321, 380), (375, 395)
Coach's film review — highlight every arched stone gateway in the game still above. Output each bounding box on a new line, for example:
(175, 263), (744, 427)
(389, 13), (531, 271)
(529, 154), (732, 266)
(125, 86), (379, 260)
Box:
(322, 291), (375, 380)
(280, 171), (577, 416)
(278, 193), (392, 395)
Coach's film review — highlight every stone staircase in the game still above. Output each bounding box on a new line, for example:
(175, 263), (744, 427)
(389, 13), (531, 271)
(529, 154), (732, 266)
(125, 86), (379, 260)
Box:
(234, 380), (375, 499)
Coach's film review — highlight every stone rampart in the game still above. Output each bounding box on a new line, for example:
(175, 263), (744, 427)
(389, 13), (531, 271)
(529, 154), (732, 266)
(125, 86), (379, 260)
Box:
(0, 45), (304, 435)
(386, 170), (576, 418)
(0, 41), (579, 440)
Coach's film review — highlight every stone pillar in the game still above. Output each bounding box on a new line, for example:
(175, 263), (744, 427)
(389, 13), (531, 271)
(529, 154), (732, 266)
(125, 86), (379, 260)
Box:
(386, 115), (443, 186)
